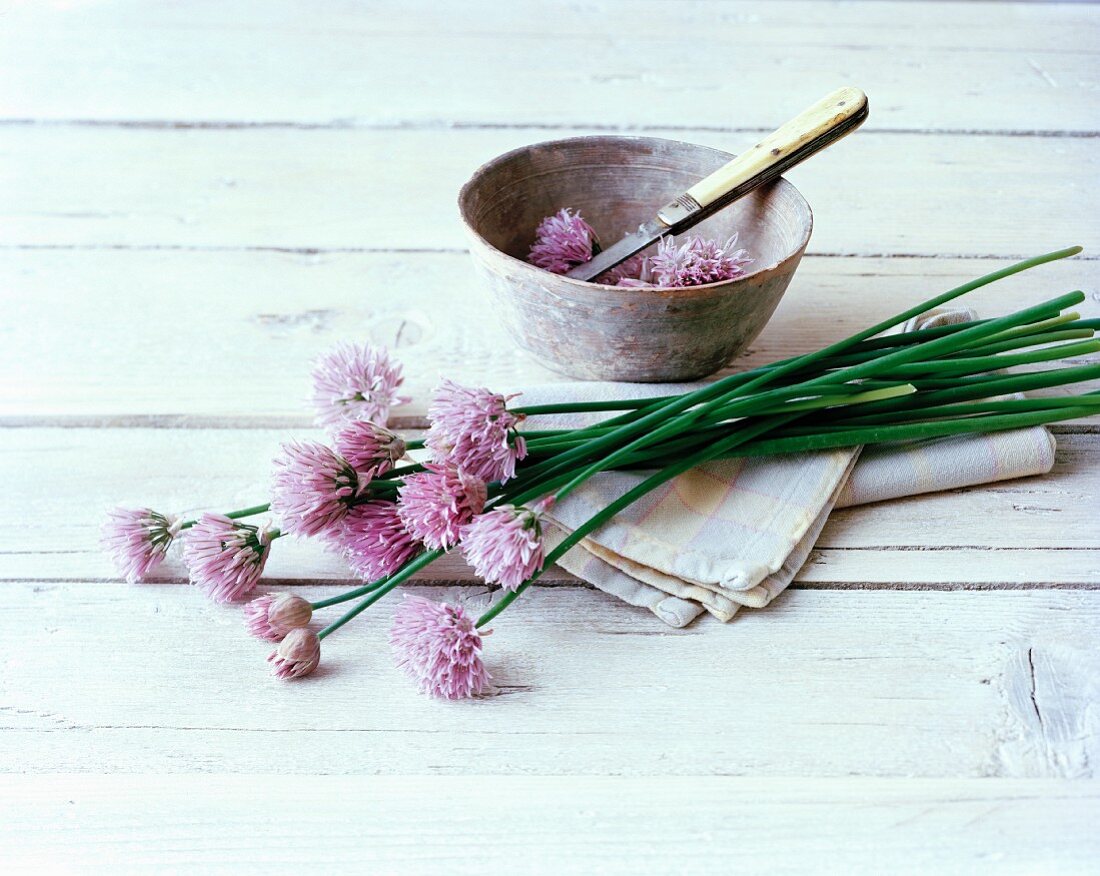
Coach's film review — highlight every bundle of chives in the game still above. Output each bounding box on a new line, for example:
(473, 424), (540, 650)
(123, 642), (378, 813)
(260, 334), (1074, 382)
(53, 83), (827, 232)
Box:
(470, 252), (1097, 626)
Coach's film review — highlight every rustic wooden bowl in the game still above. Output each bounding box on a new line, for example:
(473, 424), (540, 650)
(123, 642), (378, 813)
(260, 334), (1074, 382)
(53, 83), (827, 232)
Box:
(458, 135), (813, 382)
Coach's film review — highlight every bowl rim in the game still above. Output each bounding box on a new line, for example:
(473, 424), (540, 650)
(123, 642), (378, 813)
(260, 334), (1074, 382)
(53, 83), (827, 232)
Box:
(457, 133), (813, 297)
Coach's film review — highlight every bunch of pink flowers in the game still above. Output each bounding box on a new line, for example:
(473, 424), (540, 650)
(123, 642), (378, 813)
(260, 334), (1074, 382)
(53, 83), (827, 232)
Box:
(100, 247), (1097, 699)
(528, 207), (753, 287)
(102, 340), (545, 698)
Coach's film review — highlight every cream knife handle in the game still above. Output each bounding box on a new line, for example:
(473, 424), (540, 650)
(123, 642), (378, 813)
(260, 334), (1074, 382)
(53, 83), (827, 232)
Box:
(659, 87), (868, 225)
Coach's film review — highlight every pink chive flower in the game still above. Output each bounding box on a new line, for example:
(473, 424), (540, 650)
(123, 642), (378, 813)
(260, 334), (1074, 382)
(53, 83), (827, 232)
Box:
(270, 440), (361, 537)
(334, 420), (406, 478)
(460, 501), (549, 592)
(268, 627), (321, 680)
(528, 208), (599, 274)
(335, 500), (421, 580)
(398, 464), (488, 550)
(101, 507), (182, 583)
(619, 234), (753, 288)
(310, 342), (409, 430)
(245, 592), (313, 641)
(426, 379), (527, 483)
(389, 595), (492, 699)
(181, 514), (272, 603)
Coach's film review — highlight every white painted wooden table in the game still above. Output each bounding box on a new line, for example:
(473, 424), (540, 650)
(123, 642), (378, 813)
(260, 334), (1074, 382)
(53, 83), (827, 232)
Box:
(2, 1), (1098, 872)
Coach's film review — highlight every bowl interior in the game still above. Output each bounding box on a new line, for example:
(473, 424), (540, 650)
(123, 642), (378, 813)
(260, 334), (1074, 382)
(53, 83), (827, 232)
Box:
(459, 135), (811, 282)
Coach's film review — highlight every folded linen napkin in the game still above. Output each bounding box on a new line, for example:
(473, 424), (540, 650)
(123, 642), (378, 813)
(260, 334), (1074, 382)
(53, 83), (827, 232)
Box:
(517, 309), (1057, 627)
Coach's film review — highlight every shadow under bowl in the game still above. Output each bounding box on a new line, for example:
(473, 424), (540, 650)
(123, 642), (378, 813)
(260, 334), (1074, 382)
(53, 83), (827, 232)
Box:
(458, 135), (813, 382)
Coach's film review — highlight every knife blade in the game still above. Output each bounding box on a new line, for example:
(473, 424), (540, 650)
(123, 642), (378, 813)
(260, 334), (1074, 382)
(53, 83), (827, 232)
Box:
(566, 86), (868, 283)
(573, 218), (669, 283)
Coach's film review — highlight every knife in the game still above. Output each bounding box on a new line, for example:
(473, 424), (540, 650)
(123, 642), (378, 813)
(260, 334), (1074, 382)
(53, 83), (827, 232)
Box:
(566, 86), (869, 283)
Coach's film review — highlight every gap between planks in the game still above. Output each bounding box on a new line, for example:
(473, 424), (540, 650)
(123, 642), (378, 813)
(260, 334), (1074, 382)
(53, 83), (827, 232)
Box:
(3, 244), (1100, 261)
(5, 546), (1100, 590)
(2, 418), (1097, 434)
(2, 118), (1099, 139)
(10, 580), (1100, 593)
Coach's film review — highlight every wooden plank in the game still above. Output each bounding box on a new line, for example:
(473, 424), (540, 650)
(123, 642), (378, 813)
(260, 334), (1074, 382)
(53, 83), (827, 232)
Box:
(1, 584), (1098, 777)
(2, 775), (1097, 874)
(1, 252), (1096, 421)
(7, 0), (1097, 53)
(2, 127), (1096, 254)
(0, 426), (1096, 584)
(1, 2), (1097, 132)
